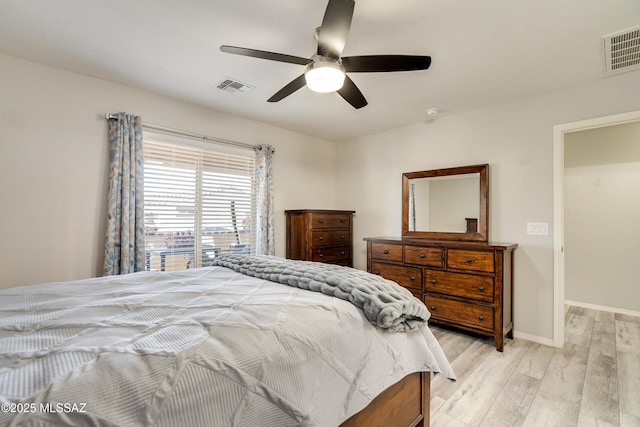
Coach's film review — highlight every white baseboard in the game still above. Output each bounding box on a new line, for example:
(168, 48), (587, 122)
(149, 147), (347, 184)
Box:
(565, 300), (640, 318)
(512, 330), (554, 347)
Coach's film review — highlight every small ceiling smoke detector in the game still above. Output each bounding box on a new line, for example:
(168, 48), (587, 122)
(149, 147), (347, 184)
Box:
(425, 107), (440, 116)
(216, 77), (254, 95)
(602, 26), (640, 75)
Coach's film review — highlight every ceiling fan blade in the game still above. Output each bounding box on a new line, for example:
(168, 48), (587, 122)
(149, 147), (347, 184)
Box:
(267, 74), (307, 102)
(317, 0), (355, 59)
(337, 75), (367, 109)
(220, 45), (312, 66)
(341, 55), (432, 72)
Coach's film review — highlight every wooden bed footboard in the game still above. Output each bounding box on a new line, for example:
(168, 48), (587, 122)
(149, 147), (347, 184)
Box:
(340, 371), (430, 427)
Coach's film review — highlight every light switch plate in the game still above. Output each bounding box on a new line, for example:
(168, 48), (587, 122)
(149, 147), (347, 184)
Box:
(527, 222), (548, 235)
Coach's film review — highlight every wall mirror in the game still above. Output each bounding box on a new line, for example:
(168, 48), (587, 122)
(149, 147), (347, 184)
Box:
(402, 164), (489, 242)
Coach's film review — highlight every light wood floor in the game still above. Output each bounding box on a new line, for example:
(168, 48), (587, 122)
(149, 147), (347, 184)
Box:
(429, 305), (640, 426)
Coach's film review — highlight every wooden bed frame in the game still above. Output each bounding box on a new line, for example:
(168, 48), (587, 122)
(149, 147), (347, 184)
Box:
(341, 372), (430, 427)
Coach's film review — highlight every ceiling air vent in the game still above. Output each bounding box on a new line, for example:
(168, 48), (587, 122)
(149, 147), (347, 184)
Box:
(216, 78), (254, 94)
(602, 25), (640, 75)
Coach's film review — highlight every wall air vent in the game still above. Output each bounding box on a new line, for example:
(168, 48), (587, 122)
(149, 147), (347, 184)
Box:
(216, 78), (254, 94)
(602, 25), (640, 75)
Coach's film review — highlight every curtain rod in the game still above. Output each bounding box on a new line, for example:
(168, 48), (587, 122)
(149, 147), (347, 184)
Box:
(105, 113), (258, 151)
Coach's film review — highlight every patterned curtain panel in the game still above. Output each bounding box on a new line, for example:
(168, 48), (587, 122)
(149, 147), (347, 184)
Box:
(103, 112), (145, 275)
(254, 144), (275, 255)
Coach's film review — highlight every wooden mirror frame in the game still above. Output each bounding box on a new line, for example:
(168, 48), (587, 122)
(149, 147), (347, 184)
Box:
(402, 164), (489, 242)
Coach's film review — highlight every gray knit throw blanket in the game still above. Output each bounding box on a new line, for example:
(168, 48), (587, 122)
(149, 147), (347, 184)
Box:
(212, 254), (430, 332)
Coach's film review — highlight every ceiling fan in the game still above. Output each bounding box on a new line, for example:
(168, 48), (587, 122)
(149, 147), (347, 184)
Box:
(220, 0), (431, 109)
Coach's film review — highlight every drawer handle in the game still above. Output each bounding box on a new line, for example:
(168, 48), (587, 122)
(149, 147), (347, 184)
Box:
(341, 235), (345, 239)
(410, 276), (416, 281)
(374, 271), (381, 275)
(478, 315), (485, 321)
(430, 305), (437, 311)
(341, 219), (346, 223)
(430, 279), (437, 284)
(340, 251), (345, 255)
(319, 236), (324, 240)
(419, 253), (426, 259)
(466, 258), (474, 263)
(318, 253), (324, 258)
(319, 219), (324, 223)
(383, 250), (389, 254)
(478, 286), (485, 291)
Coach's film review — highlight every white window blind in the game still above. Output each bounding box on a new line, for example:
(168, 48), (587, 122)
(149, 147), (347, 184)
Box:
(143, 139), (255, 272)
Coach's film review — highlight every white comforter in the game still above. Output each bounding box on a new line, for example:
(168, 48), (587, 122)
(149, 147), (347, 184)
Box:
(0, 266), (454, 426)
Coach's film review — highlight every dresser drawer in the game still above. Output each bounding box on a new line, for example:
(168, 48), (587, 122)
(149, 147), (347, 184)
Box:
(425, 270), (494, 303)
(404, 245), (443, 268)
(370, 243), (403, 262)
(312, 230), (350, 246)
(447, 249), (495, 273)
(425, 295), (493, 332)
(312, 246), (350, 262)
(312, 213), (351, 229)
(371, 262), (422, 292)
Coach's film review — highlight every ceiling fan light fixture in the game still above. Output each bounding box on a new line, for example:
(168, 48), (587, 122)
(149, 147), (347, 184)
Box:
(305, 58), (345, 93)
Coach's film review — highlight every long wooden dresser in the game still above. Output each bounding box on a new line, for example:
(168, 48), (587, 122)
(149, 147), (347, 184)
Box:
(286, 210), (355, 267)
(364, 236), (517, 351)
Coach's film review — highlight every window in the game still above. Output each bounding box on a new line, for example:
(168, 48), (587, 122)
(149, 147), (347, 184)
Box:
(143, 138), (255, 271)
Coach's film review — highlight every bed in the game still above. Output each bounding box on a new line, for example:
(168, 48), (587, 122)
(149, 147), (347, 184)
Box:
(0, 255), (454, 426)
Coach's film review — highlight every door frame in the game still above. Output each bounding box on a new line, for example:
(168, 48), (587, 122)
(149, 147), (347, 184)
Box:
(552, 109), (640, 347)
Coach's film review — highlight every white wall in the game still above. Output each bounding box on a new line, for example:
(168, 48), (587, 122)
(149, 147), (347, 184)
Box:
(564, 121), (640, 312)
(335, 70), (640, 344)
(0, 53), (336, 288)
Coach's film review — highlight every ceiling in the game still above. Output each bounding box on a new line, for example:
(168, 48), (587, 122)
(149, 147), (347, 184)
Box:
(0, 0), (638, 141)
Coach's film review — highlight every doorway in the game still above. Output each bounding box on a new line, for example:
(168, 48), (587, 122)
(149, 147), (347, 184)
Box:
(553, 110), (640, 347)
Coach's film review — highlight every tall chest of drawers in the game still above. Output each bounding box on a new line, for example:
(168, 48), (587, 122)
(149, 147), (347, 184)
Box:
(286, 210), (355, 267)
(365, 237), (517, 351)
